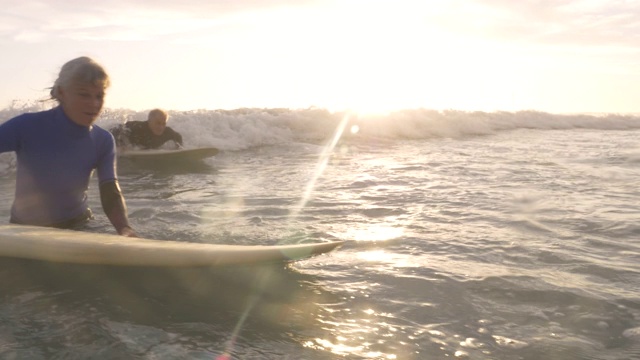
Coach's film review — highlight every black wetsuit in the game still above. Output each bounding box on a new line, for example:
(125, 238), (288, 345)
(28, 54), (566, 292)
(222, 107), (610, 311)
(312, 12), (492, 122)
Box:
(111, 121), (183, 149)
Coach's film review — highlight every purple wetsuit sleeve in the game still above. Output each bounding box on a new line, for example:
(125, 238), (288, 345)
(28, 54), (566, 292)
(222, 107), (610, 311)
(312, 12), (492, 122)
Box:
(96, 130), (117, 184)
(0, 116), (21, 153)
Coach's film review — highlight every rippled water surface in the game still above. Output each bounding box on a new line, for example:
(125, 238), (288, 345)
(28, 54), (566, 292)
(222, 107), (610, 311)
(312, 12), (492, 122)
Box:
(1, 127), (640, 359)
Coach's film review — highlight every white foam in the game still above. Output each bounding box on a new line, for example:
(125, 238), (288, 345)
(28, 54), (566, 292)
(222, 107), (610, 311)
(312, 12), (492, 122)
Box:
(623, 327), (640, 340)
(492, 335), (529, 349)
(3, 105), (640, 154)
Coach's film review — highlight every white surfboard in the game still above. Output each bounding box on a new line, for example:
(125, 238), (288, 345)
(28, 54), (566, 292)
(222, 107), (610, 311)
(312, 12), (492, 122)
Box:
(0, 225), (343, 267)
(118, 147), (219, 162)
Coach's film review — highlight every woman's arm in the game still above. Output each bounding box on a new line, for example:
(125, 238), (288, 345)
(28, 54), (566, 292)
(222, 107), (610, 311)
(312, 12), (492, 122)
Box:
(99, 180), (137, 237)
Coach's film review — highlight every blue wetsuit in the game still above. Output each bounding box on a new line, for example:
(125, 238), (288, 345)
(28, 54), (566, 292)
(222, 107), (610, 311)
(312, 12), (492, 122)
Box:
(0, 106), (117, 226)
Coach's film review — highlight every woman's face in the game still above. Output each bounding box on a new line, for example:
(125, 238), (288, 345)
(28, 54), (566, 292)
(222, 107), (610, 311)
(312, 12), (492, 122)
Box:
(57, 82), (105, 127)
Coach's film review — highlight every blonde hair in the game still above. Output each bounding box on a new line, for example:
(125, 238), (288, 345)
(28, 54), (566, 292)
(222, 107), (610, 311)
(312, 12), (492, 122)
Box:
(49, 57), (110, 101)
(148, 108), (169, 121)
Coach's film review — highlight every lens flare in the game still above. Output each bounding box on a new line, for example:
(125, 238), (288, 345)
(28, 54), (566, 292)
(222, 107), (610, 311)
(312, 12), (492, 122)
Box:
(293, 113), (351, 217)
(217, 114), (350, 358)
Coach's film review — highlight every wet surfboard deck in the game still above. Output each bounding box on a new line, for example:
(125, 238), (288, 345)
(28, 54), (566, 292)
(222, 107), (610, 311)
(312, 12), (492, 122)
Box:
(0, 225), (343, 267)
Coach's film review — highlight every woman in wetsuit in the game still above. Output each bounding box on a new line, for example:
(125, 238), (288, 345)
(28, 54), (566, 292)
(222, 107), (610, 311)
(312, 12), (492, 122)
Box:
(0, 57), (137, 237)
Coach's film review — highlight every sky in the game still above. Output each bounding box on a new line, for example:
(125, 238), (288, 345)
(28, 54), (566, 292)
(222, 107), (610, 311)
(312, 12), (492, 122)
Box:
(1, 0), (639, 114)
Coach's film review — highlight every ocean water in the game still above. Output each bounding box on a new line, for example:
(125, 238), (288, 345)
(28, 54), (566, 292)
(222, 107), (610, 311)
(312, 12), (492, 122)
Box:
(1, 102), (640, 359)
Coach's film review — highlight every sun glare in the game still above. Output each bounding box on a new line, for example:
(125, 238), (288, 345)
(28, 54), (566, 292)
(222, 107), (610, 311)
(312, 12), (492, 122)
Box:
(276, 1), (521, 114)
(332, 225), (404, 242)
(199, 2), (466, 113)
(110, 1), (538, 113)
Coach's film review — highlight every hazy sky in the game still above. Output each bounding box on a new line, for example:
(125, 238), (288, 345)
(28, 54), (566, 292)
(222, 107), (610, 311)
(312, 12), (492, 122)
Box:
(1, 0), (639, 114)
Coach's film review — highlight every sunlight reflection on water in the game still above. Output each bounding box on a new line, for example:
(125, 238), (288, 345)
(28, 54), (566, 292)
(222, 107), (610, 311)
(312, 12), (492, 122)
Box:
(331, 224), (405, 242)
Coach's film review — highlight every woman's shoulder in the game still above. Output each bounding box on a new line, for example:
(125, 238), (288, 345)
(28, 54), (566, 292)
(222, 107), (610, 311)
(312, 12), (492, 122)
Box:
(4, 108), (56, 127)
(91, 125), (116, 144)
(92, 124), (113, 137)
(90, 125), (116, 152)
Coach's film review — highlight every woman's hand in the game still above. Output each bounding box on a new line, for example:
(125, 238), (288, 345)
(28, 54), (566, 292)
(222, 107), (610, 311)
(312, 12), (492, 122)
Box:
(118, 226), (138, 237)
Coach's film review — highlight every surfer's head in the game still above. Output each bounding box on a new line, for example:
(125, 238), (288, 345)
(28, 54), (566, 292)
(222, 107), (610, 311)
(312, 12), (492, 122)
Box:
(49, 57), (110, 127)
(147, 108), (169, 136)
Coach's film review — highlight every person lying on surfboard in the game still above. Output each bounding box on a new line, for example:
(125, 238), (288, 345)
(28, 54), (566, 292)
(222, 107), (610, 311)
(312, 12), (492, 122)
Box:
(110, 109), (183, 150)
(0, 57), (137, 237)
